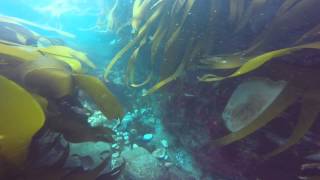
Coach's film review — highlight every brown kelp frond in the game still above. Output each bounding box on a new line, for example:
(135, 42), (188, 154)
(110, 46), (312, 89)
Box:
(275, 0), (301, 17)
(198, 42), (320, 82)
(143, 37), (201, 96)
(198, 54), (248, 70)
(246, 0), (320, 53)
(104, 0), (320, 95)
(106, 0), (120, 32)
(295, 23), (320, 45)
(39, 45), (96, 70)
(132, 0), (154, 32)
(210, 83), (301, 148)
(130, 11), (171, 88)
(163, 0), (196, 54)
(104, 0), (199, 93)
(103, 0), (165, 81)
(263, 90), (320, 159)
(0, 75), (45, 167)
(17, 58), (73, 98)
(209, 49), (320, 157)
(0, 41), (41, 62)
(126, 35), (149, 87)
(74, 74), (124, 120)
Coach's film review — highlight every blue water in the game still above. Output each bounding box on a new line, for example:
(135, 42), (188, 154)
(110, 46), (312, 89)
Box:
(0, 0), (121, 66)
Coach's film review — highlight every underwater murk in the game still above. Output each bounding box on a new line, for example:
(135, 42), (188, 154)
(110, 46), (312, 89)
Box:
(2, 0), (320, 179)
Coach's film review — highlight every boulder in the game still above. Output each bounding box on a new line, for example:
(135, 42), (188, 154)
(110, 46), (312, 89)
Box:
(121, 147), (164, 180)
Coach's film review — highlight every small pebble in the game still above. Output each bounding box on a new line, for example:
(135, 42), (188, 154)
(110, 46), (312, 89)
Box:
(132, 144), (139, 148)
(164, 155), (169, 160)
(123, 135), (129, 141)
(111, 144), (120, 150)
(161, 140), (169, 148)
(142, 133), (153, 141)
(164, 162), (173, 167)
(123, 132), (129, 136)
(112, 152), (120, 158)
(115, 136), (123, 141)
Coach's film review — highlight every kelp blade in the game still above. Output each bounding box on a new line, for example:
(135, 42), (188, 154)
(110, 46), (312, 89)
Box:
(73, 74), (125, 120)
(0, 75), (45, 167)
(199, 42), (320, 82)
(18, 58), (74, 98)
(210, 84), (300, 148)
(39, 45), (96, 70)
(263, 89), (320, 159)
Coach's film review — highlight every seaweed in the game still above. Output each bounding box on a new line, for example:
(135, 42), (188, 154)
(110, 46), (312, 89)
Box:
(0, 75), (45, 167)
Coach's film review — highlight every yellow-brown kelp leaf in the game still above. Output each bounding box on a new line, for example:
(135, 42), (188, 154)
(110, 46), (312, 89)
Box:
(210, 50), (320, 156)
(263, 89), (320, 159)
(202, 0), (224, 55)
(210, 84), (301, 148)
(198, 54), (248, 70)
(158, 0), (196, 82)
(73, 74), (124, 120)
(0, 75), (45, 167)
(38, 45), (96, 69)
(126, 35), (150, 87)
(246, 0), (320, 53)
(132, 0), (154, 32)
(31, 93), (48, 112)
(19, 58), (74, 98)
(164, 0), (196, 54)
(0, 41), (41, 62)
(104, 1), (164, 80)
(107, 0), (119, 32)
(198, 42), (320, 82)
(295, 23), (320, 44)
(144, 38), (201, 96)
(275, 0), (301, 17)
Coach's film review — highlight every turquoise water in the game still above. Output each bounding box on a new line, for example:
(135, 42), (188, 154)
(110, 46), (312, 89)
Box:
(1, 1), (320, 179)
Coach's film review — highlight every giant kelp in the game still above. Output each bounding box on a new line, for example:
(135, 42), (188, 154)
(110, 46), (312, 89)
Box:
(104, 0), (320, 94)
(104, 0), (320, 158)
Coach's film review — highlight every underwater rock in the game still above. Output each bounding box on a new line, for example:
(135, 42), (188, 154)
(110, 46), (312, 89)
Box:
(87, 110), (107, 127)
(66, 141), (111, 170)
(26, 130), (68, 168)
(164, 166), (197, 180)
(152, 148), (167, 160)
(132, 144), (139, 148)
(121, 147), (164, 180)
(223, 78), (287, 132)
